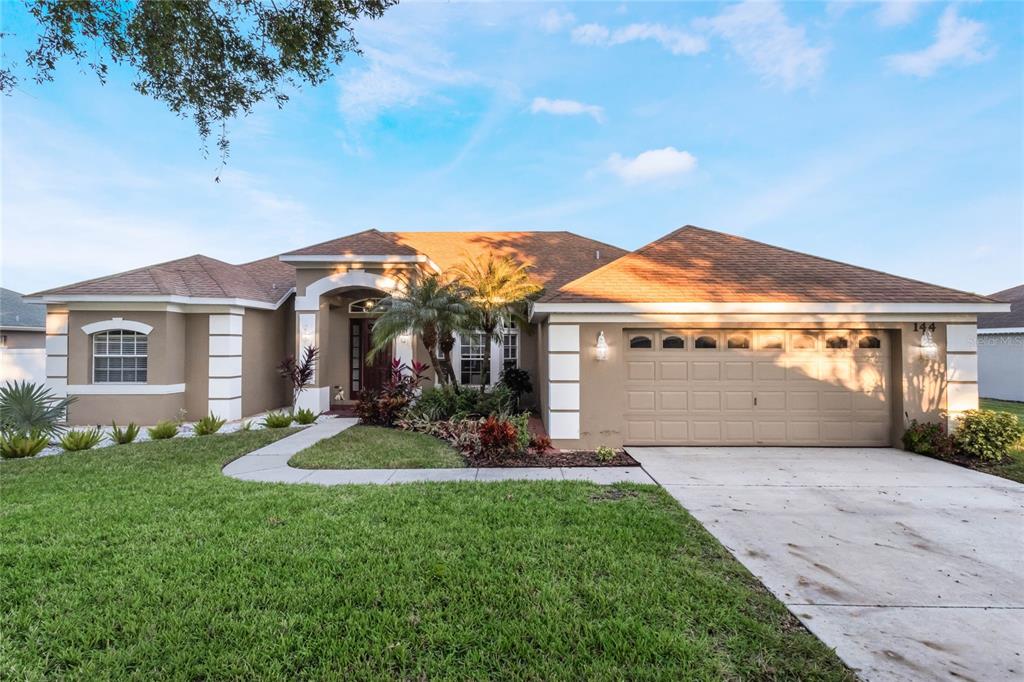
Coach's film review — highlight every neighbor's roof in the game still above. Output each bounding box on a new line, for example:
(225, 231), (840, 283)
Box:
(541, 226), (994, 304)
(979, 284), (1024, 329)
(31, 254), (291, 305)
(0, 288), (45, 329)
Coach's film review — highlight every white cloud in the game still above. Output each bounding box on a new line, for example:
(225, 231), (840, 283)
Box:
(531, 97), (605, 123)
(539, 8), (575, 33)
(875, 1), (923, 28)
(604, 147), (698, 184)
(698, 1), (826, 89)
(886, 6), (992, 77)
(572, 22), (708, 56)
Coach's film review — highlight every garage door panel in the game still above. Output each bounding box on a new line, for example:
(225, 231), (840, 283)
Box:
(659, 391), (687, 410)
(622, 328), (891, 446)
(627, 391), (655, 411)
(660, 362), (687, 380)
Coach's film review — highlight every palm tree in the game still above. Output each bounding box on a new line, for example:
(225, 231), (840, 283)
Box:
(452, 254), (542, 387)
(369, 273), (468, 385)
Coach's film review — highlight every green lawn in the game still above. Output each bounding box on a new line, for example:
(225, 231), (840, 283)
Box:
(289, 425), (465, 469)
(0, 431), (852, 680)
(979, 398), (1024, 483)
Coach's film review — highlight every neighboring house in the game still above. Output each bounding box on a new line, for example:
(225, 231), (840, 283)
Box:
(0, 288), (46, 385)
(977, 284), (1024, 402)
(29, 226), (1005, 448)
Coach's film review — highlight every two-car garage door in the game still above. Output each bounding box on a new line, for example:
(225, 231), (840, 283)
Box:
(624, 329), (892, 446)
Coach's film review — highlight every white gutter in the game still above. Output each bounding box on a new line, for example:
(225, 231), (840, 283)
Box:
(24, 288), (296, 311)
(530, 301), (1009, 318)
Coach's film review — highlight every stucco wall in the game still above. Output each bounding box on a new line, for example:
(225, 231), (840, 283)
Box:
(184, 314), (209, 419)
(978, 333), (1024, 401)
(1, 329), (45, 349)
(242, 307), (290, 415)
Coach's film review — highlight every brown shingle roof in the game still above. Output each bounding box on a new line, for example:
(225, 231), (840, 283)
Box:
(392, 231), (627, 290)
(542, 225), (993, 304)
(979, 284), (1024, 329)
(283, 229), (419, 257)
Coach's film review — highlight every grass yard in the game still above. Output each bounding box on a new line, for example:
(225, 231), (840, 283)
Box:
(978, 398), (1024, 483)
(289, 424), (465, 469)
(0, 431), (852, 680)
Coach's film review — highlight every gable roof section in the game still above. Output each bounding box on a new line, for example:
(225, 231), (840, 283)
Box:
(543, 226), (993, 305)
(392, 231), (627, 290)
(1, 288), (45, 329)
(282, 229), (419, 257)
(31, 254), (288, 305)
(979, 284), (1024, 329)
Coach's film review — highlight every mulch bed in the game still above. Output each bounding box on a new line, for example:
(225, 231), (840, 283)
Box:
(466, 449), (638, 468)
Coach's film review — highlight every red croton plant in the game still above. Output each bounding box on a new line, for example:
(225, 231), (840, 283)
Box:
(355, 360), (430, 426)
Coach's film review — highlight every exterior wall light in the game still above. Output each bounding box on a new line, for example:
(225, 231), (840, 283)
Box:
(920, 329), (939, 358)
(595, 331), (609, 361)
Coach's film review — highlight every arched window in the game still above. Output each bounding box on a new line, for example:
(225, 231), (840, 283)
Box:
(727, 333), (750, 349)
(93, 330), (148, 383)
(629, 335), (653, 349)
(759, 334), (783, 350)
(825, 335), (849, 349)
(858, 335), (882, 349)
(349, 298), (382, 314)
(662, 335), (685, 349)
(791, 334), (817, 351)
(695, 335), (718, 349)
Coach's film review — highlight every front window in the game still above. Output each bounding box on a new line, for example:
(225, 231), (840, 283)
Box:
(460, 332), (487, 385)
(93, 330), (148, 383)
(502, 326), (519, 370)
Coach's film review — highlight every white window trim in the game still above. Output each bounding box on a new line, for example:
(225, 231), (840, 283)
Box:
(81, 318), (154, 335)
(67, 383), (184, 395)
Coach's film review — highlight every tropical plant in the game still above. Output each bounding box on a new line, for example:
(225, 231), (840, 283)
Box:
(452, 255), (542, 386)
(239, 420), (254, 432)
(901, 419), (954, 458)
(528, 434), (552, 454)
(370, 274), (469, 385)
(59, 428), (104, 452)
(147, 421), (180, 440)
(477, 416), (520, 460)
(279, 345), (320, 408)
(262, 411), (294, 429)
(293, 408), (319, 425)
(193, 413), (227, 436)
(110, 421), (141, 445)
(406, 383), (514, 422)
(953, 410), (1024, 462)
(0, 429), (49, 459)
(0, 381), (75, 436)
(509, 412), (531, 453)
(355, 359), (430, 426)
(498, 365), (533, 409)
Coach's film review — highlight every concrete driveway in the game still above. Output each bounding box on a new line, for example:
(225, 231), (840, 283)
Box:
(627, 447), (1024, 681)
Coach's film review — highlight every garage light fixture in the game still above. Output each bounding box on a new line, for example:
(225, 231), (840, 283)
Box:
(595, 331), (609, 361)
(920, 329), (939, 358)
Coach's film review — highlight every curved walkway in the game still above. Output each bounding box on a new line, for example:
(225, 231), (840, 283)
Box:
(222, 418), (653, 485)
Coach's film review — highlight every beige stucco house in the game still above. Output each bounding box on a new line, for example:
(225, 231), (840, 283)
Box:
(29, 225), (1006, 449)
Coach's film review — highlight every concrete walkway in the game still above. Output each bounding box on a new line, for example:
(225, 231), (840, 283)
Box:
(222, 418), (653, 485)
(629, 446), (1024, 682)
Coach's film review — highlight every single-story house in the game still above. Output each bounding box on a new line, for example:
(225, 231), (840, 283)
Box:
(0, 288), (47, 384)
(977, 284), (1023, 402)
(29, 225), (1006, 449)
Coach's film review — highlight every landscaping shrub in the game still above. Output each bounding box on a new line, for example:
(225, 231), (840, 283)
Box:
(509, 412), (530, 453)
(147, 421), (180, 440)
(953, 410), (1024, 462)
(901, 420), (955, 458)
(478, 416), (520, 460)
(498, 364), (533, 408)
(110, 422), (140, 445)
(193, 413), (226, 436)
(407, 383), (515, 421)
(528, 434), (552, 454)
(293, 408), (318, 425)
(596, 446), (616, 463)
(59, 428), (104, 452)
(356, 360), (428, 426)
(0, 380), (75, 436)
(239, 420), (254, 431)
(0, 429), (49, 459)
(262, 412), (294, 429)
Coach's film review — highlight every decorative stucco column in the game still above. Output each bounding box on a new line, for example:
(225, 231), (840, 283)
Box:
(546, 324), (581, 440)
(208, 312), (244, 420)
(945, 323), (979, 431)
(44, 311), (69, 398)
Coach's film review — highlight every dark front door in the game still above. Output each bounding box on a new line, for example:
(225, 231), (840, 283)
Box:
(350, 319), (390, 396)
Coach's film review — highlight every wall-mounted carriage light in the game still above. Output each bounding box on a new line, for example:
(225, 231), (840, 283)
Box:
(920, 329), (939, 358)
(595, 331), (609, 361)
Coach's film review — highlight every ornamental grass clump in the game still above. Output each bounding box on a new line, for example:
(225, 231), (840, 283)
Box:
(59, 428), (104, 452)
(193, 413), (226, 436)
(0, 430), (50, 459)
(147, 421), (180, 440)
(262, 412), (294, 429)
(110, 422), (140, 445)
(293, 408), (318, 425)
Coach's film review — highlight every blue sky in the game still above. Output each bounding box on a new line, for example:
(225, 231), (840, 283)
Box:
(2, 1), (1021, 296)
